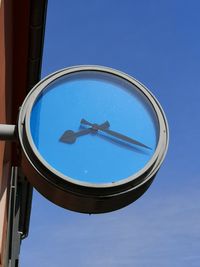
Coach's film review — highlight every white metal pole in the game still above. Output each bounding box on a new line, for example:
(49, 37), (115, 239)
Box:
(0, 124), (16, 140)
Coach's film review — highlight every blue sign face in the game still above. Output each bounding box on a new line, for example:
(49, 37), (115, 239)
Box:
(30, 70), (159, 185)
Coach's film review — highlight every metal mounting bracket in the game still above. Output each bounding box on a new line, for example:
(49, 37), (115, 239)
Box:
(0, 124), (16, 140)
(5, 167), (33, 267)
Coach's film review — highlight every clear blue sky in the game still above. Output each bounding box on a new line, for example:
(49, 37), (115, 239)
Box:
(21, 1), (200, 266)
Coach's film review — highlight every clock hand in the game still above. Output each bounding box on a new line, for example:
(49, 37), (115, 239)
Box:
(80, 119), (151, 150)
(59, 121), (110, 144)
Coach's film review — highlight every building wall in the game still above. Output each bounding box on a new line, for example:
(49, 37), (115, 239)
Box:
(0, 0), (46, 265)
(0, 0), (31, 265)
(0, 0), (12, 265)
(0, 0), (47, 267)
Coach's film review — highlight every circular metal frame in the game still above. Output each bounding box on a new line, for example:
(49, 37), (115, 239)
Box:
(18, 65), (169, 213)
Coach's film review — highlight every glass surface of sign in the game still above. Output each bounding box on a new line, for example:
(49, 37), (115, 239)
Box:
(30, 71), (158, 185)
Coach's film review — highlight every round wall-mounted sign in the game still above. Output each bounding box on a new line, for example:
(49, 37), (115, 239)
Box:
(18, 65), (168, 213)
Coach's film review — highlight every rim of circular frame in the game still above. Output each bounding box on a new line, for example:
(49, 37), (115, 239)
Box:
(18, 65), (169, 190)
